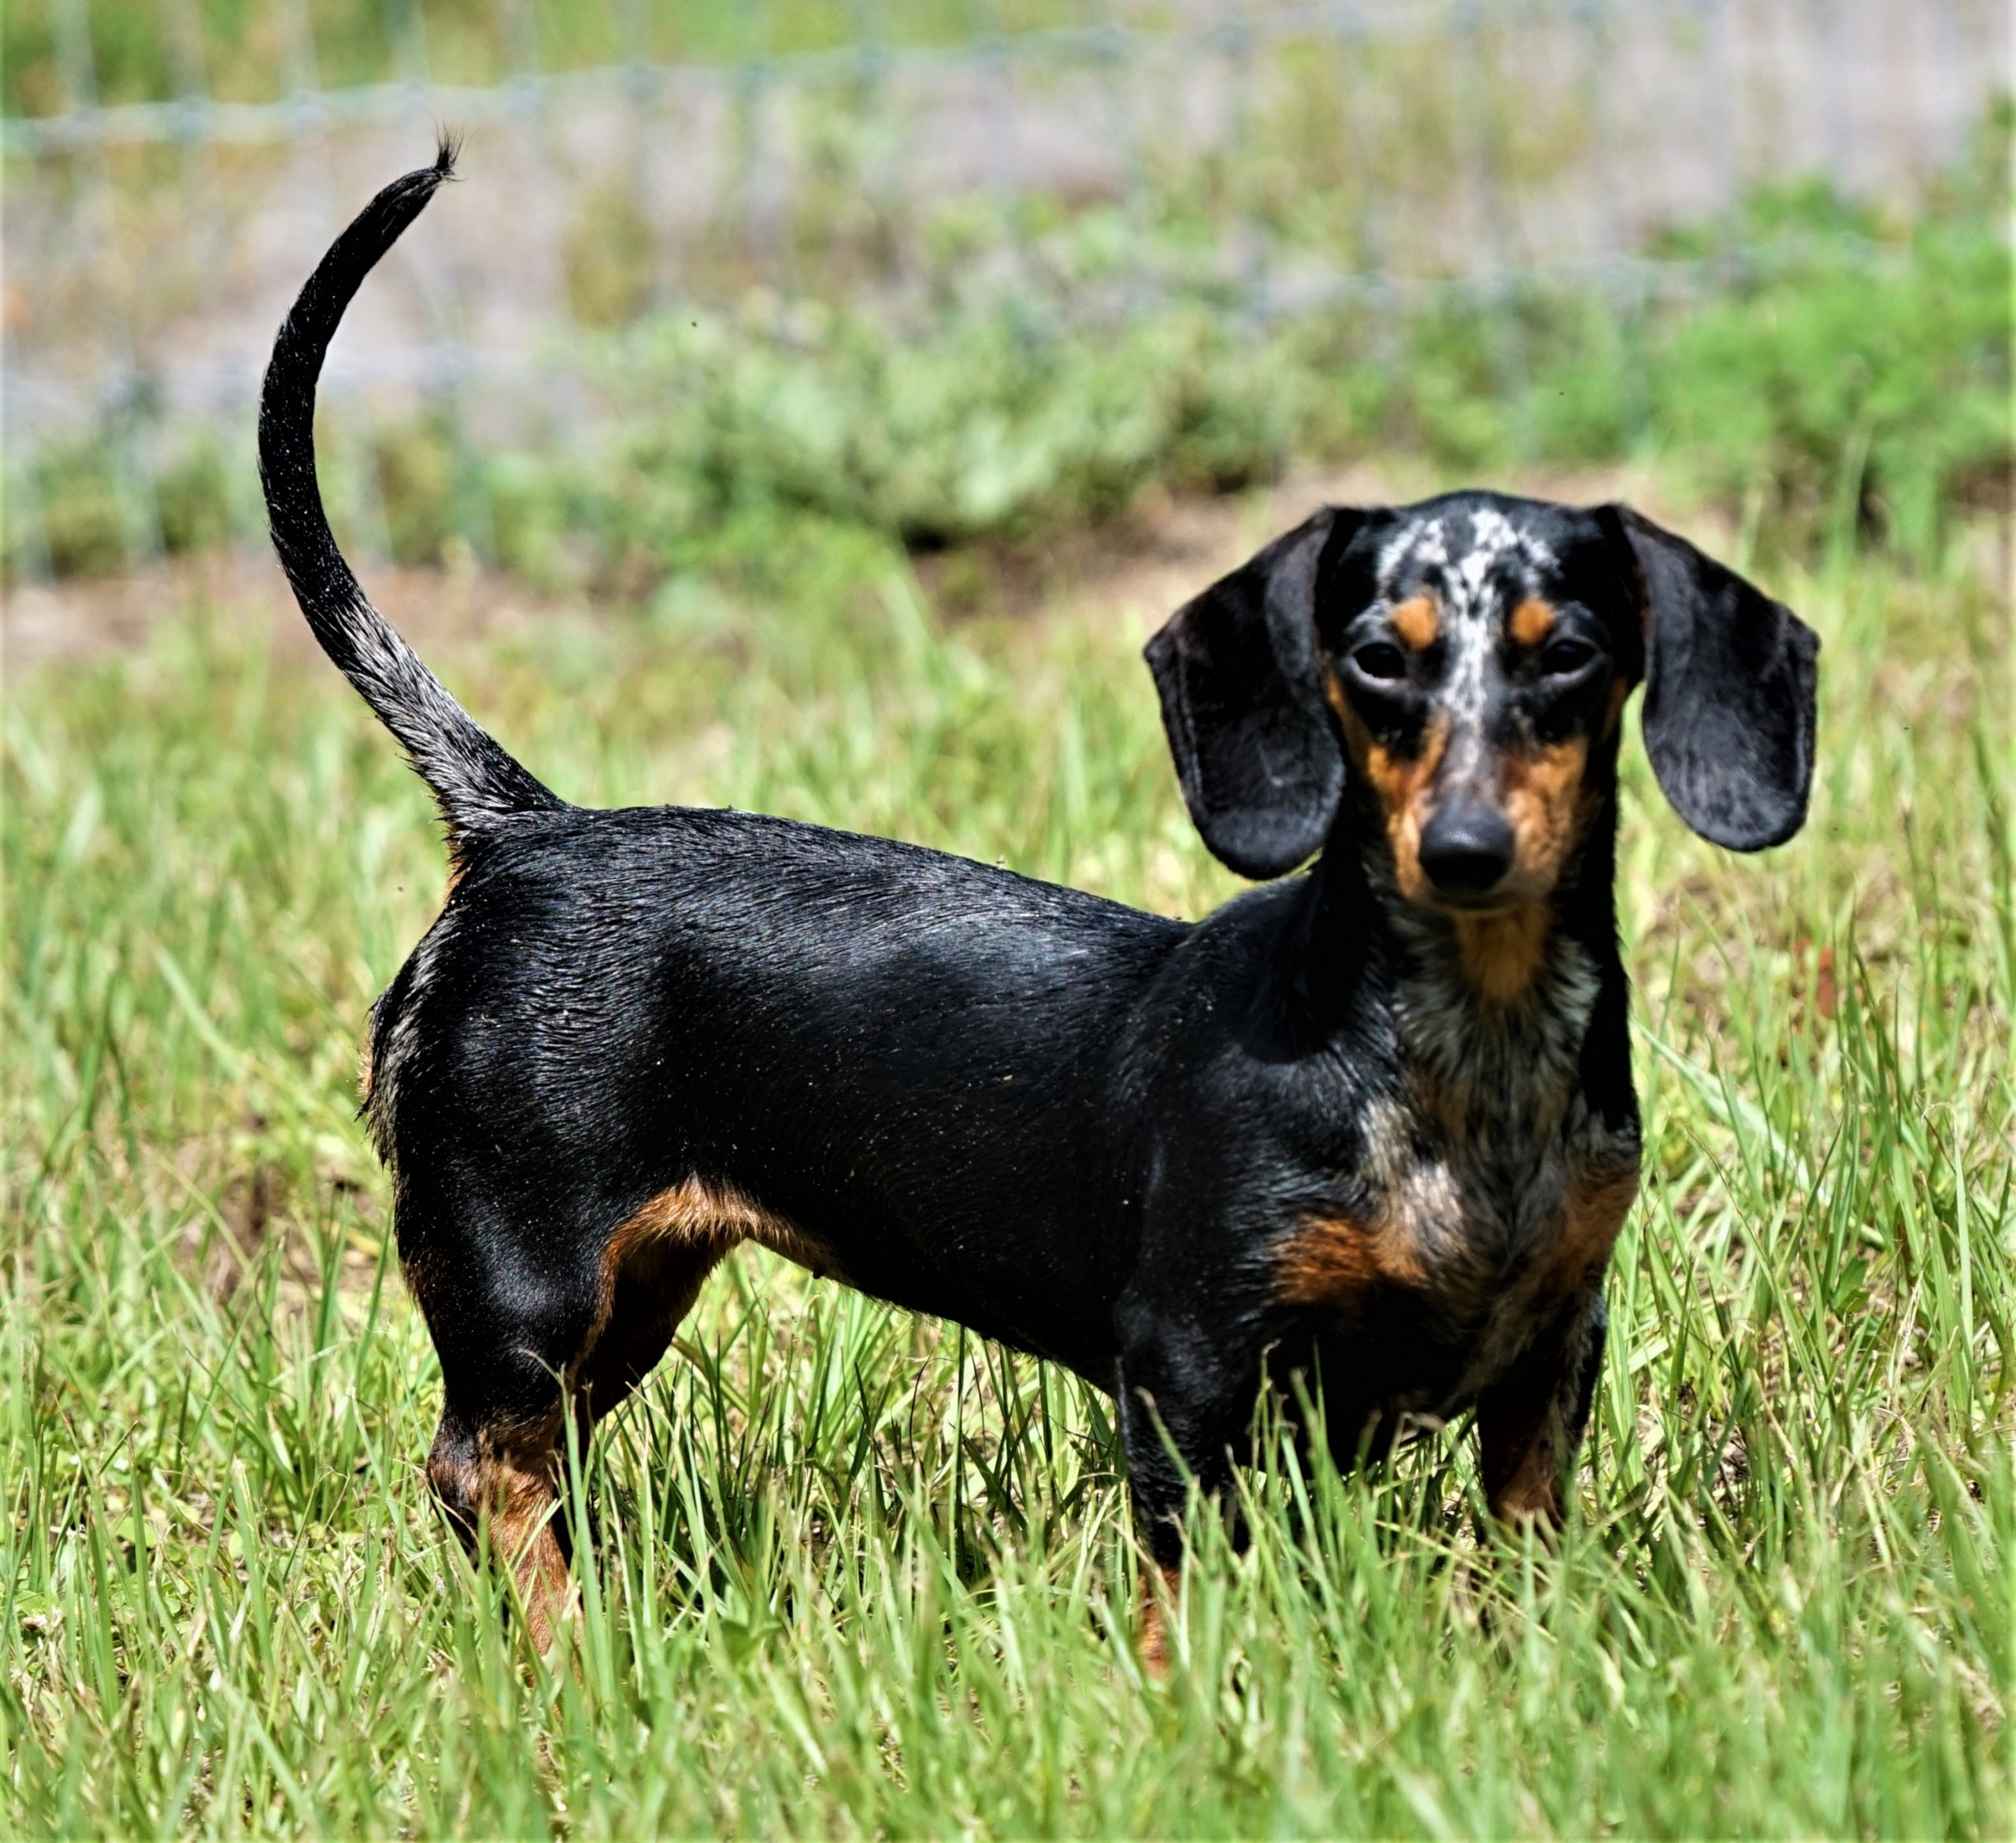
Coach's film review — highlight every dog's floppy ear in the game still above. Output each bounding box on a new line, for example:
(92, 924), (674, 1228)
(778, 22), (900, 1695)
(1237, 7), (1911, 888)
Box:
(1145, 507), (1363, 880)
(1600, 504), (1819, 851)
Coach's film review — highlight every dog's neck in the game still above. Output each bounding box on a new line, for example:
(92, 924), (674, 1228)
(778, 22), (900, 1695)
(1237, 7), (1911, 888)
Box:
(1298, 801), (1621, 1127)
(1379, 899), (1603, 1131)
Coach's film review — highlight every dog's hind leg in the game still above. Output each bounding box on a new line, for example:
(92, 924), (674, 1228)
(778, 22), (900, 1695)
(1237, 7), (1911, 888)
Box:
(422, 1369), (576, 1648)
(405, 1179), (735, 1649)
(397, 1182), (617, 1650)
(425, 1400), (573, 1648)
(572, 1224), (731, 1431)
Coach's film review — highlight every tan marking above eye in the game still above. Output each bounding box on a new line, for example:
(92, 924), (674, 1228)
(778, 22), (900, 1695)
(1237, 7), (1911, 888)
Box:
(1510, 599), (1558, 647)
(1390, 595), (1440, 651)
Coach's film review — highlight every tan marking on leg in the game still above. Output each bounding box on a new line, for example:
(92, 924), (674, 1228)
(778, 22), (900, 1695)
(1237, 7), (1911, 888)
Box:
(432, 1414), (574, 1651)
(440, 1179), (815, 1658)
(587, 1178), (747, 1349)
(1391, 594), (1441, 651)
(1546, 1167), (1638, 1300)
(1139, 1560), (1182, 1681)
(1451, 903), (1553, 1007)
(576, 1177), (845, 1400)
(1510, 599), (1558, 647)
(590, 1178), (801, 1332)
(1480, 1173), (1635, 1530)
(600, 1175), (829, 1270)
(573, 1237), (727, 1426)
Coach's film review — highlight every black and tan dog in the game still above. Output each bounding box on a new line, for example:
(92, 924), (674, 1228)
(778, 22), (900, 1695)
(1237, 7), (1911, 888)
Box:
(260, 149), (1817, 1652)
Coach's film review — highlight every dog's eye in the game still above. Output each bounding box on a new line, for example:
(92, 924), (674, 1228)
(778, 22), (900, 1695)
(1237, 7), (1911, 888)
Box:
(1352, 642), (1410, 681)
(1539, 636), (1596, 676)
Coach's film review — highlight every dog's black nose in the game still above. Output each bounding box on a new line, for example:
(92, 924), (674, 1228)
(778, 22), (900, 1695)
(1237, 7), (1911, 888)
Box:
(1418, 804), (1516, 897)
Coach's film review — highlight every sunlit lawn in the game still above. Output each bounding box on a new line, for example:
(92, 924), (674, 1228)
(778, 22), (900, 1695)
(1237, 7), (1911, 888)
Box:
(2, 505), (2010, 1836)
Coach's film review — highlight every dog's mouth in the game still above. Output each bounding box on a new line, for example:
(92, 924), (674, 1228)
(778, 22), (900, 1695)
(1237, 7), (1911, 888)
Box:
(1414, 887), (1525, 918)
(1411, 887), (1562, 933)
(1406, 859), (1561, 921)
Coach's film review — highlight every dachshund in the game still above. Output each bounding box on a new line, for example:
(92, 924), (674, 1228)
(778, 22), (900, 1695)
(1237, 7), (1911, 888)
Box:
(258, 146), (1818, 1654)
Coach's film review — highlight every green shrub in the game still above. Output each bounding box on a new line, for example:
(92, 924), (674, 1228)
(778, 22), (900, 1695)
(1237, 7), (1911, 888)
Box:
(1641, 180), (2011, 557)
(535, 128), (2010, 589)
(12, 439), (129, 578)
(588, 299), (1306, 558)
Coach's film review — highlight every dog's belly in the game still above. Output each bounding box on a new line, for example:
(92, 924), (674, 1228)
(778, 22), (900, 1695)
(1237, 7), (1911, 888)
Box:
(752, 1207), (1128, 1385)
(592, 1163), (1130, 1384)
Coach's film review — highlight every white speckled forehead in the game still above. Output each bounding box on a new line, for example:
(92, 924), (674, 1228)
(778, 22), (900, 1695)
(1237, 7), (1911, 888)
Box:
(1375, 504), (1557, 617)
(1377, 517), (1448, 585)
(1374, 503), (1562, 754)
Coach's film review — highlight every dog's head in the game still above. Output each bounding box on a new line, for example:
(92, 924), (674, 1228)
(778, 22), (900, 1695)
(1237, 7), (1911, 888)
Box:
(1146, 491), (1818, 906)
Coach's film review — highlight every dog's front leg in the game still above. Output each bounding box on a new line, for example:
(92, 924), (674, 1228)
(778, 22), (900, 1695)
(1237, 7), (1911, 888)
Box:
(1115, 1296), (1260, 1676)
(428, 1404), (576, 1649)
(1474, 1286), (1609, 1528)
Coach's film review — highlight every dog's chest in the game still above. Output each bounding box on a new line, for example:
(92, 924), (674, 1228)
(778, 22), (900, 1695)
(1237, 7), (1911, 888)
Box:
(1383, 1094), (1562, 1263)
(1280, 944), (1638, 1406)
(1362, 1081), (1629, 1395)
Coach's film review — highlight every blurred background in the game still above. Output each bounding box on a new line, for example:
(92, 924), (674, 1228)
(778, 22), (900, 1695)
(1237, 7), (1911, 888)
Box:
(2, 0), (2009, 614)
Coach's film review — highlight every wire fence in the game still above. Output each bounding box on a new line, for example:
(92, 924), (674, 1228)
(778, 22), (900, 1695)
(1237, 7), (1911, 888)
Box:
(2, 0), (2005, 580)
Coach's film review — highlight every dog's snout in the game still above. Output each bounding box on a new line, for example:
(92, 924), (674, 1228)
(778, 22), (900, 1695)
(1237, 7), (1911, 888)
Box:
(1418, 803), (1516, 898)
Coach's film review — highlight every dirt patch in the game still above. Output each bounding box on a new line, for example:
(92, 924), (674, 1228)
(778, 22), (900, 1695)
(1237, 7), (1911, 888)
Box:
(920, 458), (1703, 637)
(1, 550), (596, 675)
(0, 461), (1703, 674)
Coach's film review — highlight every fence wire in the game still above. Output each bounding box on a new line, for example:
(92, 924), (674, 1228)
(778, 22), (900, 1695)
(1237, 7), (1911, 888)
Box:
(2, 0), (2005, 580)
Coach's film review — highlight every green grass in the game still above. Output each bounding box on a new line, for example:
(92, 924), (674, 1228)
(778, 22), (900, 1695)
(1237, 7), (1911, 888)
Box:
(2, 490), (2010, 1834)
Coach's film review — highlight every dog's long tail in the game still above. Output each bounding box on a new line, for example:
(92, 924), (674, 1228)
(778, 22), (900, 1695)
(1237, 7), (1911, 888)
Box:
(258, 139), (564, 847)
